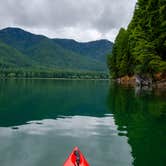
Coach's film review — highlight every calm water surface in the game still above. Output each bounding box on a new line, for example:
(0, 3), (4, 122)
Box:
(0, 79), (165, 166)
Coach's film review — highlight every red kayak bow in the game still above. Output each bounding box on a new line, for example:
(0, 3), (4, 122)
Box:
(63, 147), (90, 166)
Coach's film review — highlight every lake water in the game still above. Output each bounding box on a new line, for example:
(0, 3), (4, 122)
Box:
(0, 79), (165, 166)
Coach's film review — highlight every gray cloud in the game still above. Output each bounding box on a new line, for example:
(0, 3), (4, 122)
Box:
(0, 0), (137, 42)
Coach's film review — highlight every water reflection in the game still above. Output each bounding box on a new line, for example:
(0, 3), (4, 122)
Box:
(0, 79), (109, 127)
(107, 84), (166, 166)
(0, 79), (165, 166)
(0, 115), (133, 166)
(0, 80), (133, 166)
(1, 116), (117, 137)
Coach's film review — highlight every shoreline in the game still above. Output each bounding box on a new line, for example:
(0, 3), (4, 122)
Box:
(112, 75), (166, 89)
(0, 77), (109, 81)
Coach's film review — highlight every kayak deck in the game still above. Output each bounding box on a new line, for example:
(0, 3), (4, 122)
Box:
(63, 147), (90, 166)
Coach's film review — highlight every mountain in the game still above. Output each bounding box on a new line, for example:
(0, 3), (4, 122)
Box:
(0, 27), (113, 72)
(0, 40), (34, 68)
(53, 39), (113, 62)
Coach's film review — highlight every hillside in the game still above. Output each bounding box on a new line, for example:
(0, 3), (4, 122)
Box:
(0, 27), (113, 71)
(107, 0), (166, 84)
(53, 39), (113, 62)
(0, 40), (34, 68)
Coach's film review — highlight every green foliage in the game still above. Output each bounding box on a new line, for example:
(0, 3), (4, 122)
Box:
(0, 40), (34, 68)
(0, 68), (108, 79)
(0, 28), (113, 72)
(107, 28), (134, 78)
(107, 0), (166, 78)
(53, 39), (113, 63)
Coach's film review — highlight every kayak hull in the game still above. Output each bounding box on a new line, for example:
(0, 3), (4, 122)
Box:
(63, 147), (90, 166)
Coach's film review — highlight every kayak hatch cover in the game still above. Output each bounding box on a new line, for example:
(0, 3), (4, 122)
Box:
(63, 147), (90, 166)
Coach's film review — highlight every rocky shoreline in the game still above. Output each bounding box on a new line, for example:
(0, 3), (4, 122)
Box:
(114, 73), (166, 89)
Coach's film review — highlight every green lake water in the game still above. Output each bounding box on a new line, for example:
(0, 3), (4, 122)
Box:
(0, 79), (165, 166)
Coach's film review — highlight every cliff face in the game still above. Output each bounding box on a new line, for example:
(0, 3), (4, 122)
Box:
(153, 73), (166, 88)
(115, 76), (136, 85)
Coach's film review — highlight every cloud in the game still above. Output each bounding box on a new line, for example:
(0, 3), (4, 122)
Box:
(0, 0), (137, 42)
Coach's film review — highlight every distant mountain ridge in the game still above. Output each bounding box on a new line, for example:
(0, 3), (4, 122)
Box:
(0, 27), (113, 71)
(53, 38), (112, 62)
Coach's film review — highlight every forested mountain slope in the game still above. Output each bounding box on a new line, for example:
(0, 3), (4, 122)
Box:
(0, 27), (112, 71)
(0, 40), (34, 68)
(54, 39), (113, 62)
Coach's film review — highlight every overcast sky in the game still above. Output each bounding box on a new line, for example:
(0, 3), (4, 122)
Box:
(0, 0), (137, 42)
